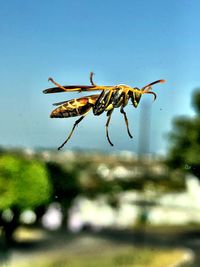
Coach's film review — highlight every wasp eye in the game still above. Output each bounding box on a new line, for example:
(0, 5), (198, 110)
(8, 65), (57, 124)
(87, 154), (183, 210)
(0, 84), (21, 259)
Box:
(130, 90), (142, 108)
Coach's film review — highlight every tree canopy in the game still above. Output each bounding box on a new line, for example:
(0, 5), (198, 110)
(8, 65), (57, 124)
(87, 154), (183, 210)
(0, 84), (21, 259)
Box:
(167, 89), (200, 179)
(0, 153), (52, 244)
(0, 154), (52, 211)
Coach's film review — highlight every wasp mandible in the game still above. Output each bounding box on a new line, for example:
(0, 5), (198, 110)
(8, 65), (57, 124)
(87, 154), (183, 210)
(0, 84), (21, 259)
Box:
(43, 72), (165, 150)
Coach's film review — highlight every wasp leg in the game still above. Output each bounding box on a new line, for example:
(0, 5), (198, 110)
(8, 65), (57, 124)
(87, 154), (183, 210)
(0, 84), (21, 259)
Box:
(48, 77), (72, 92)
(120, 106), (133, 139)
(106, 109), (114, 146)
(58, 115), (85, 150)
(90, 72), (97, 86)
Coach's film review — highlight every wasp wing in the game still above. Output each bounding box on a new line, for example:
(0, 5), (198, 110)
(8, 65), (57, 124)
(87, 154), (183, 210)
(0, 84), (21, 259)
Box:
(43, 85), (94, 94)
(53, 100), (72, 106)
(43, 85), (113, 94)
(52, 94), (100, 107)
(52, 95), (98, 106)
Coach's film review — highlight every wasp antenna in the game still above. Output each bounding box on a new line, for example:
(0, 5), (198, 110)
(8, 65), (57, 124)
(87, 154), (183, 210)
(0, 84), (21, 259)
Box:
(160, 79), (166, 83)
(145, 91), (157, 101)
(142, 79), (166, 92)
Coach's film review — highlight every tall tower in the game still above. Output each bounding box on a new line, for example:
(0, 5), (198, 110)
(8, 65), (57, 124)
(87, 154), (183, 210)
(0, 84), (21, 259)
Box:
(138, 100), (151, 156)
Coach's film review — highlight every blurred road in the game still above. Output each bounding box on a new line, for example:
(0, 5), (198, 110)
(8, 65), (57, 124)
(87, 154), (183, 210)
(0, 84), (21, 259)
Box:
(96, 227), (200, 266)
(2, 227), (200, 266)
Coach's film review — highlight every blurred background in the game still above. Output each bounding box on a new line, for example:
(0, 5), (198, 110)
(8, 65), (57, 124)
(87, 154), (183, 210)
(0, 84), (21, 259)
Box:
(1, 0), (200, 266)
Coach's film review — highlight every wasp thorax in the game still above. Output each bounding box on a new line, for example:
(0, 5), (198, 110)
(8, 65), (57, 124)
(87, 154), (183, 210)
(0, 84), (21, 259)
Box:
(93, 90), (111, 115)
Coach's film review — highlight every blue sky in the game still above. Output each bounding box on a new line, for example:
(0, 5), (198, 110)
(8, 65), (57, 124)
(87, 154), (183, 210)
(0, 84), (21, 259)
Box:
(1, 0), (200, 154)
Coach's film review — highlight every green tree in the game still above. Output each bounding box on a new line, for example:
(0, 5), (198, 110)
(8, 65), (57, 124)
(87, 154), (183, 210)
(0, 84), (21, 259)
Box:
(167, 89), (200, 179)
(0, 153), (52, 244)
(46, 162), (81, 229)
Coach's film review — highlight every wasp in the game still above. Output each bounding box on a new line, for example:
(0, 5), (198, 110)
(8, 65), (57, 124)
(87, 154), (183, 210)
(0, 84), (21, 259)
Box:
(43, 72), (165, 150)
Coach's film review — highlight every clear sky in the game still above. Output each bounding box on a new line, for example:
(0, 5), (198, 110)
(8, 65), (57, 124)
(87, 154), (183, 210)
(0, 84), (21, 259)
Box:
(1, 0), (200, 154)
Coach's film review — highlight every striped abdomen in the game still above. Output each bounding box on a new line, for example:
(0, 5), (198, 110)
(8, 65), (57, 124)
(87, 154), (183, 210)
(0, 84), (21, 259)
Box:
(50, 95), (99, 118)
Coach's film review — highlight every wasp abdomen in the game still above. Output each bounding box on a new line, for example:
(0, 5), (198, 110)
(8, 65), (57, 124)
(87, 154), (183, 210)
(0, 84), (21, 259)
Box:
(50, 107), (78, 118)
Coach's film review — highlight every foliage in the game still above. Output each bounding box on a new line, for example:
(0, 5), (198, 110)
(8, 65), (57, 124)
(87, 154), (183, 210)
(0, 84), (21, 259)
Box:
(167, 89), (200, 178)
(0, 154), (51, 211)
(192, 89), (200, 115)
(0, 153), (52, 244)
(46, 162), (81, 204)
(46, 161), (81, 227)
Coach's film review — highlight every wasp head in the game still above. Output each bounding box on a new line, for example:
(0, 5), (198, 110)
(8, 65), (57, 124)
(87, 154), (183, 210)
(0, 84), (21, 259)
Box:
(129, 88), (142, 107)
